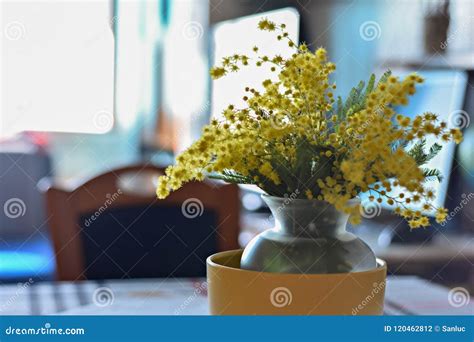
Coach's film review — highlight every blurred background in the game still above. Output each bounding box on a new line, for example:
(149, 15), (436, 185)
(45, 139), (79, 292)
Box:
(1, 0), (473, 294)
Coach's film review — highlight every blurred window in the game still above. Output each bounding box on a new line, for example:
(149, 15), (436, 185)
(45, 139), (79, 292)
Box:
(210, 8), (299, 121)
(1, 1), (114, 137)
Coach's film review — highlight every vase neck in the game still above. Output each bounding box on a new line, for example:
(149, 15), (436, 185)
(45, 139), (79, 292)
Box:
(262, 195), (351, 238)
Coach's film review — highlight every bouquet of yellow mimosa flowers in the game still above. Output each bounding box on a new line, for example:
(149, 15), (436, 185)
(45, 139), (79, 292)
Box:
(157, 19), (463, 228)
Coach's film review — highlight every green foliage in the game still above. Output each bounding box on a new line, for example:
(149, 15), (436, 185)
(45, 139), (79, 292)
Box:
(343, 80), (366, 117)
(377, 70), (392, 85)
(407, 139), (444, 182)
(336, 96), (344, 120)
(427, 143), (443, 162)
(407, 139), (442, 166)
(294, 141), (333, 196)
(391, 139), (409, 152)
(335, 70), (392, 122)
(208, 170), (253, 184)
(422, 168), (443, 182)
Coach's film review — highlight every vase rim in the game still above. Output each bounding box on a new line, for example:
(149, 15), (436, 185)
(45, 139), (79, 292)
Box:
(261, 193), (361, 205)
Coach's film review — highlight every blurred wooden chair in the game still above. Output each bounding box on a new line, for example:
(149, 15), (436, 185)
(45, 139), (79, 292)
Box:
(44, 164), (240, 281)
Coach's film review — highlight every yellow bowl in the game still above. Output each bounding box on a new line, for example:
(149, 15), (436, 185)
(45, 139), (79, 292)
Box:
(207, 249), (386, 315)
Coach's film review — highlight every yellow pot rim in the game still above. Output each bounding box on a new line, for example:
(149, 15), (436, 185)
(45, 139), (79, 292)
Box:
(207, 249), (386, 278)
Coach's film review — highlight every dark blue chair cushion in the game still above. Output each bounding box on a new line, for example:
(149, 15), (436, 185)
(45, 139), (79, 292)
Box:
(78, 205), (218, 279)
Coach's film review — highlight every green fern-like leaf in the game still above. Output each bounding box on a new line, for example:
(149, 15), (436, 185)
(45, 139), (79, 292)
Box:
(335, 72), (389, 123)
(363, 74), (376, 98)
(336, 96), (344, 119)
(391, 139), (409, 152)
(407, 139), (427, 165)
(407, 140), (443, 166)
(377, 70), (392, 85)
(344, 80), (365, 116)
(422, 168), (443, 182)
(427, 143), (442, 162)
(208, 170), (254, 184)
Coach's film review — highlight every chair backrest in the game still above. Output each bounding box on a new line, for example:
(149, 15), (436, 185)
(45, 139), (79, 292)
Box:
(45, 164), (240, 281)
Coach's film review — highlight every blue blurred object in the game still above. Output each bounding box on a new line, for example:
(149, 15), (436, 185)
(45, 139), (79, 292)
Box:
(0, 139), (55, 283)
(0, 236), (55, 283)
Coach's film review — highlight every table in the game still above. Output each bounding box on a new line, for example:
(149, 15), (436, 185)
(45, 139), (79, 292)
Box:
(0, 276), (472, 316)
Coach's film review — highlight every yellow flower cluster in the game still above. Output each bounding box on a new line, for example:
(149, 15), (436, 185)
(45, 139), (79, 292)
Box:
(156, 19), (463, 228)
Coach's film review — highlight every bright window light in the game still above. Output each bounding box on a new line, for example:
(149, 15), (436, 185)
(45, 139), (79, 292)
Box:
(1, 0), (114, 137)
(211, 8), (299, 120)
